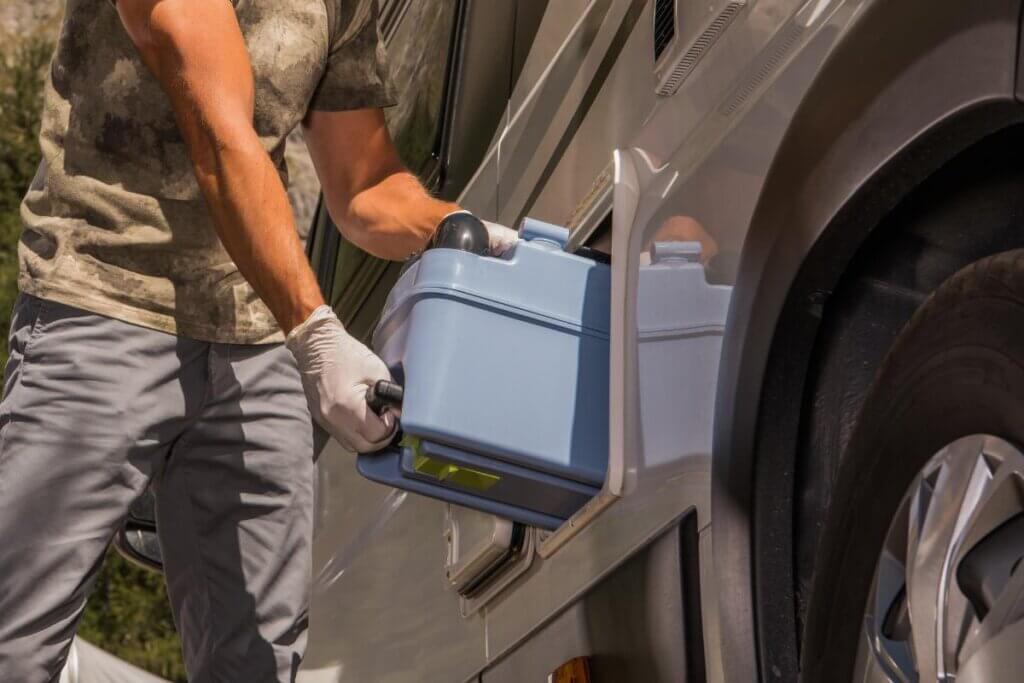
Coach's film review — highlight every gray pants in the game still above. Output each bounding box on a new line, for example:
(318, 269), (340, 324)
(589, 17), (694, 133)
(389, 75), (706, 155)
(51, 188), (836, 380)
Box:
(0, 294), (316, 682)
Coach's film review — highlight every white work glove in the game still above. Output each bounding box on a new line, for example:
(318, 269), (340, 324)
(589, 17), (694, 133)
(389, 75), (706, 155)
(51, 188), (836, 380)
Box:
(482, 220), (518, 256)
(286, 305), (397, 453)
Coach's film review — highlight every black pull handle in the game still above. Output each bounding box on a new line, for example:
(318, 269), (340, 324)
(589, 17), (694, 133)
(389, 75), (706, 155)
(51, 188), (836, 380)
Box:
(427, 212), (490, 255)
(365, 380), (404, 416)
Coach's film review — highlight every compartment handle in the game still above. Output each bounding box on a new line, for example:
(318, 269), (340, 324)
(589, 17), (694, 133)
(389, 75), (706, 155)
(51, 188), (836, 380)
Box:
(520, 218), (570, 249)
(365, 379), (404, 415)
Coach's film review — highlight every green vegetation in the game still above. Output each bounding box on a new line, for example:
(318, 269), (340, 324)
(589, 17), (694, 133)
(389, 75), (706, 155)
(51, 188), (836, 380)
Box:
(79, 551), (188, 682)
(0, 30), (187, 682)
(0, 34), (50, 367)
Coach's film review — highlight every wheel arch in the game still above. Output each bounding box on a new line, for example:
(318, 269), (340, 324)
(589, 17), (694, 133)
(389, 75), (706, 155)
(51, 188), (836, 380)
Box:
(710, 0), (1024, 680)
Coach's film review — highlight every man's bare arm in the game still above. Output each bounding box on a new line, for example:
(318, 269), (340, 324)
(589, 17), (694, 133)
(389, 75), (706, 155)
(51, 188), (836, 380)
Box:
(302, 108), (459, 261)
(117, 0), (322, 334)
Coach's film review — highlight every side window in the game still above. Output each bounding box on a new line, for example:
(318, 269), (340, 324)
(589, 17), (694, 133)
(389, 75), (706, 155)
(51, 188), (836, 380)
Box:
(385, 0), (459, 180)
(312, 0), (460, 342)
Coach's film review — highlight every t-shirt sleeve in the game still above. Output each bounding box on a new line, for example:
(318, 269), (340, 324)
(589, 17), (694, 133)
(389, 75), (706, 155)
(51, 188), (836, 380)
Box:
(310, 0), (397, 112)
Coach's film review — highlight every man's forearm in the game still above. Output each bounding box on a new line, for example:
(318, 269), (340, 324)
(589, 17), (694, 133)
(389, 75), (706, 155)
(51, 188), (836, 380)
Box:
(303, 108), (458, 261)
(344, 172), (459, 261)
(189, 127), (324, 334)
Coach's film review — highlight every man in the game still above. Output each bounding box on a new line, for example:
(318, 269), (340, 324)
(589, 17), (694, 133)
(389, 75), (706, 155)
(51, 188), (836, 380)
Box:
(0, 1), (515, 681)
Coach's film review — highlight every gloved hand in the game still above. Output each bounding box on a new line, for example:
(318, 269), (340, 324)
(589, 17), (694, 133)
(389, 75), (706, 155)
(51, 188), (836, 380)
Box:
(482, 220), (518, 256)
(286, 305), (397, 453)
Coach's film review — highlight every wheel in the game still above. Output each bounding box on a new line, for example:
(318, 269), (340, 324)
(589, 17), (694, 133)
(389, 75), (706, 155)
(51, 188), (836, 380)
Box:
(801, 250), (1024, 682)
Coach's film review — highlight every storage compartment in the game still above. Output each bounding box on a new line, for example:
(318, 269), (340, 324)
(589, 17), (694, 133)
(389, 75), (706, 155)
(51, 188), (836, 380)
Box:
(357, 219), (611, 529)
(444, 507), (518, 594)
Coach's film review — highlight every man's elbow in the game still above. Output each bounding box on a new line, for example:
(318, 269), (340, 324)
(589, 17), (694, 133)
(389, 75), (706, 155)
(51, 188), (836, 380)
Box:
(327, 192), (370, 244)
(182, 111), (261, 182)
(197, 114), (258, 156)
(330, 188), (437, 262)
(326, 192), (402, 259)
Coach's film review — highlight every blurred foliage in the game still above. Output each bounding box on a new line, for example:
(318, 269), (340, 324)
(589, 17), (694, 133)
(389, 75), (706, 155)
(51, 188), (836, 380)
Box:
(0, 33), (50, 368)
(79, 551), (188, 682)
(0, 29), (187, 682)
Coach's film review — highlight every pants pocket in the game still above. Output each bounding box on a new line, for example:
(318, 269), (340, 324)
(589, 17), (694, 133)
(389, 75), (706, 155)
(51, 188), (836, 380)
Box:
(1, 295), (50, 422)
(4, 296), (45, 382)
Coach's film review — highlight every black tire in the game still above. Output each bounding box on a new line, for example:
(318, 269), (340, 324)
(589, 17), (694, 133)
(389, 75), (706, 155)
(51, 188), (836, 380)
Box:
(800, 249), (1024, 680)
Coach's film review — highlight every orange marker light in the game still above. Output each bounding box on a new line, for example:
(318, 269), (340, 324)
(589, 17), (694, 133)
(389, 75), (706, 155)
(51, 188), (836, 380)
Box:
(549, 657), (591, 683)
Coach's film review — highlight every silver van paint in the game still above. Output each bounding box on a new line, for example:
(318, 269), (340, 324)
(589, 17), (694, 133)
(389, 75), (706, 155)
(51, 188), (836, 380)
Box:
(298, 1), (1024, 681)
(710, 1), (1023, 678)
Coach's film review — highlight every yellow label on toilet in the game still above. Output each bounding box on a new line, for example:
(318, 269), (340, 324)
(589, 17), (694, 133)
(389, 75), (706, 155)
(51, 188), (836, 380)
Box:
(403, 436), (500, 492)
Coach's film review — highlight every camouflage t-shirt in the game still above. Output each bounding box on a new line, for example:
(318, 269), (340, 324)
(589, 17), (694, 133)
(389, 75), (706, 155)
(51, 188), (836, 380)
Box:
(18, 0), (395, 344)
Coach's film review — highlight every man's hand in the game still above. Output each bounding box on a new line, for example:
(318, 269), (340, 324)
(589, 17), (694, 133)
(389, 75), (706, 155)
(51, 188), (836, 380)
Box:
(286, 306), (397, 453)
(482, 220), (519, 256)
(116, 0), (323, 334)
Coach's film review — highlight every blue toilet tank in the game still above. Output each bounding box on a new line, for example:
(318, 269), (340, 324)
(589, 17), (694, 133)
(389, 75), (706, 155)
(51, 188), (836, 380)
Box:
(356, 219), (611, 528)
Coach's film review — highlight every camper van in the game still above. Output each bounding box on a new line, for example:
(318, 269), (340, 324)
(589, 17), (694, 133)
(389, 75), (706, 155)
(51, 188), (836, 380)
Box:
(116, 1), (1024, 680)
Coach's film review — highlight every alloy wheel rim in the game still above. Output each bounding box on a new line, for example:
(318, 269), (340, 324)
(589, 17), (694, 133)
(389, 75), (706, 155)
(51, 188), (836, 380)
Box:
(855, 434), (1024, 682)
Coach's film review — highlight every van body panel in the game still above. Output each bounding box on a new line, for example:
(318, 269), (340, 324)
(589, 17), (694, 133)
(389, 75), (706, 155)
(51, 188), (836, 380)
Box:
(297, 1), (1024, 681)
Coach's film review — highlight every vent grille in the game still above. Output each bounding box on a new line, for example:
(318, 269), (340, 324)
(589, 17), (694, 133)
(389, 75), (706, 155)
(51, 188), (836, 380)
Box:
(656, 1), (746, 97)
(654, 0), (676, 61)
(721, 22), (804, 116)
